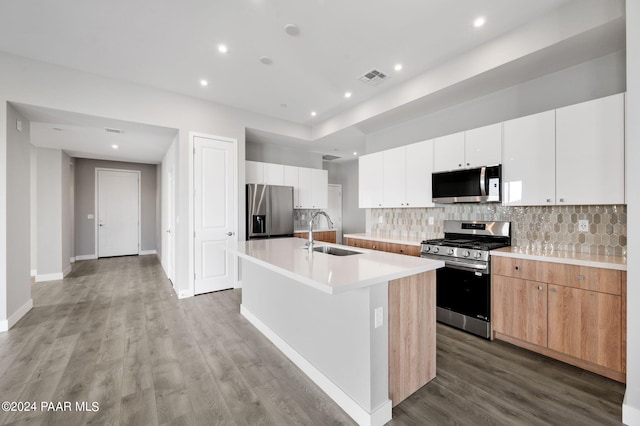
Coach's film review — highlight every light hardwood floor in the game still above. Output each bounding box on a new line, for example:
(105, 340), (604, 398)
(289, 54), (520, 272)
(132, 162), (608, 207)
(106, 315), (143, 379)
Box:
(0, 256), (625, 425)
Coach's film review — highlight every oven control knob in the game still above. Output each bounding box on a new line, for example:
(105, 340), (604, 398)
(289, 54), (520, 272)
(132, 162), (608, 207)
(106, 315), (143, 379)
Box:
(463, 250), (470, 257)
(433, 247), (439, 253)
(474, 252), (482, 258)
(447, 249), (454, 255)
(424, 246), (430, 253)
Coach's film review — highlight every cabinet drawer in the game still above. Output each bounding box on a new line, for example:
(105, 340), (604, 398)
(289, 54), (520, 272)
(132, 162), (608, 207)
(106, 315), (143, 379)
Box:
(492, 256), (541, 281)
(387, 243), (420, 257)
(541, 263), (621, 295)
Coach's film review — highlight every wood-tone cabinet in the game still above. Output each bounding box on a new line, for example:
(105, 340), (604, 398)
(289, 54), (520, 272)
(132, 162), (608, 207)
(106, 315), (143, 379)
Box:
(492, 256), (626, 382)
(248, 161), (328, 209)
(345, 237), (420, 257)
(293, 230), (336, 244)
(433, 123), (502, 172)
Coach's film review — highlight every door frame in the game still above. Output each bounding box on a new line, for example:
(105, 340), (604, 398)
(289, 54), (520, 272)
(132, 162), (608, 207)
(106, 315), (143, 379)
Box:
(94, 168), (142, 258)
(188, 132), (238, 298)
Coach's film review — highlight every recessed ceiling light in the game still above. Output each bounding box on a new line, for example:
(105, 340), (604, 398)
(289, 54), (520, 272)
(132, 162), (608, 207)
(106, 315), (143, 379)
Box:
(217, 44), (229, 53)
(394, 63), (403, 72)
(473, 17), (486, 28)
(260, 56), (273, 65)
(311, 111), (317, 117)
(112, 144), (119, 149)
(200, 79), (208, 86)
(284, 24), (300, 37)
(344, 92), (352, 99)
(353, 152), (358, 156)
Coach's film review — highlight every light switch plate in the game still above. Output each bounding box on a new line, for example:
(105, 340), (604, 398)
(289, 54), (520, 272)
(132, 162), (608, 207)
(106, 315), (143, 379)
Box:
(428, 217), (434, 225)
(374, 307), (383, 328)
(578, 219), (589, 232)
(87, 214), (94, 220)
(16, 120), (22, 132)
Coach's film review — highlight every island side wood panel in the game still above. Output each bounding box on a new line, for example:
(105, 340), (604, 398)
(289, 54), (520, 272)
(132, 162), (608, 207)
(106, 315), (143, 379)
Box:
(388, 270), (436, 406)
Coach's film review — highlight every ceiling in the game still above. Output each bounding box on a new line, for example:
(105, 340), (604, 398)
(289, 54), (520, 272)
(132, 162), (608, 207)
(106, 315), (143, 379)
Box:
(0, 0), (623, 163)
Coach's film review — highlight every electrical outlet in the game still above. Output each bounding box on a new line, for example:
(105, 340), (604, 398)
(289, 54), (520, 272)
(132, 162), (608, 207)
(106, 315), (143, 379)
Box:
(374, 307), (383, 328)
(578, 219), (589, 232)
(428, 217), (434, 225)
(87, 213), (94, 220)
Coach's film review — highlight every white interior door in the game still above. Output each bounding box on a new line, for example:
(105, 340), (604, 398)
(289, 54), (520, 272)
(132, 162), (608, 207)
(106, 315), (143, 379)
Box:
(327, 184), (342, 244)
(194, 135), (236, 294)
(97, 169), (140, 257)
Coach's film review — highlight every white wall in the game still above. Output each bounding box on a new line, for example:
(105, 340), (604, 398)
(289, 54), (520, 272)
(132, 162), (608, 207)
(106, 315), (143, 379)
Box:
(161, 135), (177, 282)
(624, 2), (640, 424)
(36, 148), (63, 279)
(0, 51), (311, 303)
(30, 146), (37, 274)
(365, 51), (626, 153)
(60, 151), (71, 274)
(1, 104), (32, 330)
(246, 140), (323, 169)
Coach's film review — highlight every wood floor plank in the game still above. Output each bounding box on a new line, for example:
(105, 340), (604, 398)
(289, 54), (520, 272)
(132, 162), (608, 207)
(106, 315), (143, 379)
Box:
(0, 255), (625, 426)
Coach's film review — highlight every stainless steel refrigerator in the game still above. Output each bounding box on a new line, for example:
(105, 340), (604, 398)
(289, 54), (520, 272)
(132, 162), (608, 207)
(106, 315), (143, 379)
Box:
(246, 184), (294, 239)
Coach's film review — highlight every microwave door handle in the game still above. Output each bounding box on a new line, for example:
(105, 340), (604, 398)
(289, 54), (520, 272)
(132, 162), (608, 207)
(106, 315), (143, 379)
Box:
(479, 166), (487, 197)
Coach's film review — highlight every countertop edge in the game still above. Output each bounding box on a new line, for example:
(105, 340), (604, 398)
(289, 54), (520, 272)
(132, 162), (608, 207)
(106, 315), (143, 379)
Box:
(490, 249), (627, 271)
(293, 228), (337, 233)
(343, 233), (423, 247)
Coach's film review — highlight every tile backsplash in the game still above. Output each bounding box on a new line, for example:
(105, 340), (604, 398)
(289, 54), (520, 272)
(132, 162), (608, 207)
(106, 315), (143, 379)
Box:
(294, 209), (330, 230)
(368, 204), (627, 256)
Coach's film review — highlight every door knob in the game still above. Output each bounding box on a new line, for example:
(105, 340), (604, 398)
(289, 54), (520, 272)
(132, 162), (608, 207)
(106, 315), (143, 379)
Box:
(227, 232), (235, 236)
(99, 223), (104, 227)
(166, 229), (171, 233)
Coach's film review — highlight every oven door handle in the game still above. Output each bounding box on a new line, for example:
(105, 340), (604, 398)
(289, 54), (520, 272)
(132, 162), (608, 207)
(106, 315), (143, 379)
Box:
(444, 259), (489, 274)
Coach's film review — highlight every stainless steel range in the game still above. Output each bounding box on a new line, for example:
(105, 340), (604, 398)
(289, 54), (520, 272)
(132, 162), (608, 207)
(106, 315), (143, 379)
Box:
(420, 220), (511, 339)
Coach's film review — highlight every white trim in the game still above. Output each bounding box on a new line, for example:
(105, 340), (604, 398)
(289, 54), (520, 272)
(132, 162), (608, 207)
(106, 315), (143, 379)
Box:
(95, 168), (142, 258)
(30, 269), (37, 277)
(62, 264), (72, 278)
(0, 299), (33, 332)
(70, 257), (76, 263)
(35, 272), (64, 282)
(75, 254), (98, 261)
(623, 392), (640, 426)
(240, 305), (392, 426)
(140, 250), (157, 256)
(234, 280), (243, 289)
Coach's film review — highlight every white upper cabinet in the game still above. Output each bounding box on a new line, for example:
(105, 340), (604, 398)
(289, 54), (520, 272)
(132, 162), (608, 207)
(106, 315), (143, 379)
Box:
(263, 163), (284, 185)
(406, 140), (434, 207)
(433, 125), (502, 172)
(503, 110), (556, 206)
(246, 161), (264, 184)
(465, 123), (502, 168)
(297, 167), (313, 209)
(359, 151), (384, 208)
(283, 165), (300, 208)
(433, 132), (465, 172)
(555, 93), (625, 205)
(310, 169), (328, 209)
(383, 146), (407, 207)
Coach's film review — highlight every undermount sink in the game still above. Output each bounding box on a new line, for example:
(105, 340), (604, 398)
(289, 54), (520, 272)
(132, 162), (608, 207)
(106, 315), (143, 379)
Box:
(311, 245), (362, 256)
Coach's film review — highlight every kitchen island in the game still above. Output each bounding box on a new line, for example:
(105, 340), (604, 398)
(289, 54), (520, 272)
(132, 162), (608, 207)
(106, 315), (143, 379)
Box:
(229, 238), (444, 426)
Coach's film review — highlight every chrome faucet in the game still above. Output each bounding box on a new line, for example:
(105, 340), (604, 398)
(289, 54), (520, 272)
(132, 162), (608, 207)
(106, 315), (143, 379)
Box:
(308, 211), (334, 250)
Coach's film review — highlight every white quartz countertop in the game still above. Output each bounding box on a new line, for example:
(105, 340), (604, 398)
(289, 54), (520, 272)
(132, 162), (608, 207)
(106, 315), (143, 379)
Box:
(491, 247), (627, 271)
(343, 233), (424, 247)
(229, 237), (444, 294)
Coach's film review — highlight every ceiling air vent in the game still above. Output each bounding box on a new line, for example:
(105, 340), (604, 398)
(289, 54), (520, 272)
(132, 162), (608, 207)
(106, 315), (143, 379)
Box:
(358, 68), (388, 86)
(105, 127), (122, 134)
(322, 154), (341, 161)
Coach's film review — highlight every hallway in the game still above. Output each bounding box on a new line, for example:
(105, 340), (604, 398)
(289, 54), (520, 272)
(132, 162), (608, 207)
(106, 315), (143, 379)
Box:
(0, 256), (625, 425)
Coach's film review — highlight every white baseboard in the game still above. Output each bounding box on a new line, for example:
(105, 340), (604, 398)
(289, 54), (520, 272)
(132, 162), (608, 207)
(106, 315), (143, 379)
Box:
(35, 272), (64, 282)
(75, 254), (97, 261)
(30, 269), (37, 277)
(623, 392), (640, 425)
(234, 280), (243, 289)
(177, 290), (194, 299)
(140, 250), (157, 256)
(0, 299), (33, 332)
(240, 305), (392, 426)
(70, 257), (75, 263)
(62, 264), (72, 278)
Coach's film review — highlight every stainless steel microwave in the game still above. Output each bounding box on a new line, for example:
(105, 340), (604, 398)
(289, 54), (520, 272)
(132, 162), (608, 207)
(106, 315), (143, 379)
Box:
(432, 165), (501, 203)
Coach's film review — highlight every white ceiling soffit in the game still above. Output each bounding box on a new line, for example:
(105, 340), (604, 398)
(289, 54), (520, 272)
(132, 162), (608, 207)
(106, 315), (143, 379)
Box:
(14, 103), (178, 164)
(0, 0), (583, 128)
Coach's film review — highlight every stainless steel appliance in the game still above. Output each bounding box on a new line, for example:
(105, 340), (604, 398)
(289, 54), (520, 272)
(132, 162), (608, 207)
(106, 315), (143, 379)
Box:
(420, 220), (511, 339)
(246, 184), (294, 239)
(432, 165), (501, 203)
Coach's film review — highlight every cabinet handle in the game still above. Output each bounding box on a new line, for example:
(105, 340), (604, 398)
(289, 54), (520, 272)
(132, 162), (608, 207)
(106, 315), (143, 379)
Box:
(373, 245), (377, 249)
(577, 275), (584, 281)
(559, 198), (565, 202)
(378, 203), (382, 207)
(458, 163), (462, 167)
(546, 199), (552, 203)
(515, 266), (519, 271)
(537, 285), (543, 291)
(406, 203), (410, 206)
(466, 162), (470, 166)
(400, 249), (404, 253)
